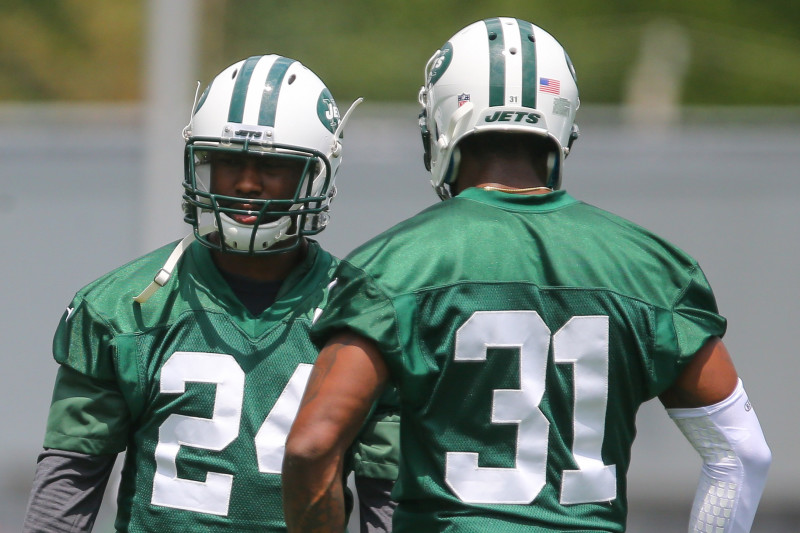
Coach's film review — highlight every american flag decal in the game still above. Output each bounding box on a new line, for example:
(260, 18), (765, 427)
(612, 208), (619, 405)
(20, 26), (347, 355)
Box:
(539, 77), (561, 95)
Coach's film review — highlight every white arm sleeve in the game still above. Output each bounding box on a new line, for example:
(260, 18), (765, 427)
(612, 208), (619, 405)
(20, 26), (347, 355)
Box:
(667, 379), (771, 533)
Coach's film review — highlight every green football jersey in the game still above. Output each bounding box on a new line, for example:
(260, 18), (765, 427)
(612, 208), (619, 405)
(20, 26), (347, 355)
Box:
(44, 240), (396, 532)
(312, 189), (726, 533)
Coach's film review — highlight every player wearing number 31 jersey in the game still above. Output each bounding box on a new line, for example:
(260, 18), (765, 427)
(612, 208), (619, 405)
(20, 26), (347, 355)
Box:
(23, 55), (398, 532)
(282, 18), (770, 533)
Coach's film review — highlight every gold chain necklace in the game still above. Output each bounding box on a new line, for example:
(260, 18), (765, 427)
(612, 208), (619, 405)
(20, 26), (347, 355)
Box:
(480, 185), (553, 194)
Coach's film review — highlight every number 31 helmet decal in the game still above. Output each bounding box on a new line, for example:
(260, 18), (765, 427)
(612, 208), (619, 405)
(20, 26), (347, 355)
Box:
(418, 18), (580, 199)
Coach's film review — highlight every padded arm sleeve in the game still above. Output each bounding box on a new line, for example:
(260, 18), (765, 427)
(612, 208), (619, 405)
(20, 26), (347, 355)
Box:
(667, 379), (771, 533)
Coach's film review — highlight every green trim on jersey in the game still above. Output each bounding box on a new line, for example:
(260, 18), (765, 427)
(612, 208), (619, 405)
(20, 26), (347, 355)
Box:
(44, 240), (398, 532)
(351, 412), (401, 480)
(312, 189), (725, 532)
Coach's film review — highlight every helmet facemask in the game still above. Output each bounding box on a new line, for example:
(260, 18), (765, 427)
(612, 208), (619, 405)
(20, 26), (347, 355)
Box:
(183, 137), (334, 255)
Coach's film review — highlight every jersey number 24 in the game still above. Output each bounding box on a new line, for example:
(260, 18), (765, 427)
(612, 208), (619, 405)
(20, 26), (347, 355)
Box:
(150, 352), (312, 516)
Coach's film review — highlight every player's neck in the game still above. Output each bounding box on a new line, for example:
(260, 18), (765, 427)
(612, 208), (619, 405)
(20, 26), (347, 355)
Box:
(211, 239), (308, 282)
(455, 153), (548, 194)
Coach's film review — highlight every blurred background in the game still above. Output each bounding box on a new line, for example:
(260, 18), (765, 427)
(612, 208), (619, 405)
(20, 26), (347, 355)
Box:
(1, 1), (798, 531)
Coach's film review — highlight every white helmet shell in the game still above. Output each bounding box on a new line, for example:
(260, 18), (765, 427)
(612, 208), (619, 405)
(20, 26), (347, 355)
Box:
(183, 54), (346, 254)
(419, 18), (580, 197)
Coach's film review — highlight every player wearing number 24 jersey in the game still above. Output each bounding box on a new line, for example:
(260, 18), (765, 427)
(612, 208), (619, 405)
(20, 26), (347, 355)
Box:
(47, 240), (341, 529)
(282, 18), (770, 533)
(23, 55), (398, 532)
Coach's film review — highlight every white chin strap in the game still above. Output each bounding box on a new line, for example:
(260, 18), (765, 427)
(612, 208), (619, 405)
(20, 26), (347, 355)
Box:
(217, 213), (293, 252)
(133, 225), (214, 304)
(133, 215), (295, 304)
(133, 212), (293, 304)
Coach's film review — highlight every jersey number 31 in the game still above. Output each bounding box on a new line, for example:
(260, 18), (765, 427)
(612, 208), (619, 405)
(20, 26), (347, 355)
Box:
(445, 311), (617, 505)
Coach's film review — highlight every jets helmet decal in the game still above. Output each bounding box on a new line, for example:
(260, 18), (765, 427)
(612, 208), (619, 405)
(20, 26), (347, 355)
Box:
(418, 17), (580, 198)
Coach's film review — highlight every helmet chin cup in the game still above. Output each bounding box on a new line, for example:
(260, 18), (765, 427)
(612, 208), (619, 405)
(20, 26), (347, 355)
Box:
(216, 213), (293, 253)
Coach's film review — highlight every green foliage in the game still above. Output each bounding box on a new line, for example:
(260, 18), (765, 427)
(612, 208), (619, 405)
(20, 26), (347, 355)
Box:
(0, 0), (141, 100)
(1, 0), (799, 105)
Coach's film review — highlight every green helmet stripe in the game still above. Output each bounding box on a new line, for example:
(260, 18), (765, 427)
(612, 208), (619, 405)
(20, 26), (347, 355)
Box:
(518, 19), (537, 109)
(258, 56), (295, 127)
(484, 18), (505, 107)
(228, 56), (261, 123)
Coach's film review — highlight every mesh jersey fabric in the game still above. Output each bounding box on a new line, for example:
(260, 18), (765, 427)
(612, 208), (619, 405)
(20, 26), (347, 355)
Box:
(43, 239), (397, 532)
(311, 188), (726, 532)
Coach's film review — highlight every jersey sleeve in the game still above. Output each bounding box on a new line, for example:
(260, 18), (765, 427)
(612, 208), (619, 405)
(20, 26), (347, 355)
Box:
(312, 262), (401, 479)
(44, 298), (131, 455)
(671, 265), (727, 353)
(351, 387), (400, 481)
(311, 260), (401, 364)
(650, 264), (728, 397)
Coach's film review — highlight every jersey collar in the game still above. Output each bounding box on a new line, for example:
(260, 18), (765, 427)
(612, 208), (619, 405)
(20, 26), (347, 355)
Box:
(187, 239), (334, 322)
(457, 187), (577, 211)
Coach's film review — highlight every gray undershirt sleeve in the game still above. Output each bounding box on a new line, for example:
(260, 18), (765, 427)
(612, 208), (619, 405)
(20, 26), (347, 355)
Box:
(23, 448), (116, 533)
(355, 476), (397, 533)
(24, 451), (392, 532)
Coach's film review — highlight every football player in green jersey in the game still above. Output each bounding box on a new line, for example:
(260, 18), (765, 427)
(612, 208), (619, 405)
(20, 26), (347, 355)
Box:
(283, 18), (771, 533)
(23, 55), (398, 532)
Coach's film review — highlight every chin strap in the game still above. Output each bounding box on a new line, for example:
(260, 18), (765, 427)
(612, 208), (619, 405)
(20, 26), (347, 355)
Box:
(133, 226), (214, 304)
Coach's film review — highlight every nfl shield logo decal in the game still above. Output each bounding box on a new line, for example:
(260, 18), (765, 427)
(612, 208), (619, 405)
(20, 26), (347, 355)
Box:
(457, 93), (470, 107)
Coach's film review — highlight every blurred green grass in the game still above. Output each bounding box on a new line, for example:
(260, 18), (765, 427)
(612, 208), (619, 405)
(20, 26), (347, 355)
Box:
(2, 0), (799, 105)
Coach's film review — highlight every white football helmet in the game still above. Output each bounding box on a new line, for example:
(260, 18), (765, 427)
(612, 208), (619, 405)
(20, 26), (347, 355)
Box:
(183, 54), (359, 254)
(418, 17), (580, 199)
